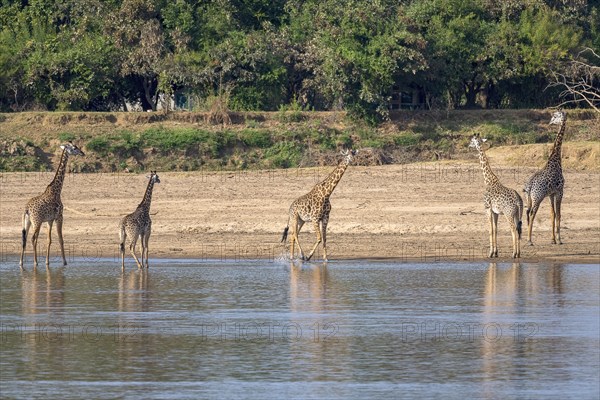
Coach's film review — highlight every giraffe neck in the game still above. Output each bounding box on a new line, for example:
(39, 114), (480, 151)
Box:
(476, 146), (499, 186)
(315, 160), (350, 197)
(137, 179), (155, 213)
(45, 148), (70, 197)
(547, 119), (566, 167)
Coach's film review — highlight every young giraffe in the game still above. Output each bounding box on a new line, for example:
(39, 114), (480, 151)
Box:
(119, 171), (160, 270)
(523, 110), (566, 245)
(281, 149), (357, 261)
(19, 142), (85, 268)
(469, 134), (523, 258)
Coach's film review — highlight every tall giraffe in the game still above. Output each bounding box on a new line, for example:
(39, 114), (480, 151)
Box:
(19, 142), (85, 268)
(469, 135), (523, 258)
(119, 171), (160, 270)
(281, 149), (357, 261)
(523, 110), (566, 245)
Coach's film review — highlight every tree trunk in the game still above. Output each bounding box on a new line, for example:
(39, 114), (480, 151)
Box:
(142, 77), (157, 111)
(463, 80), (483, 109)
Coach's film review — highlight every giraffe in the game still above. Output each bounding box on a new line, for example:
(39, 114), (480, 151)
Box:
(523, 110), (566, 245)
(281, 149), (357, 262)
(119, 171), (160, 270)
(19, 143), (85, 268)
(469, 134), (523, 258)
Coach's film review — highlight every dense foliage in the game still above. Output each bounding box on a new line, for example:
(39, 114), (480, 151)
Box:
(0, 0), (597, 120)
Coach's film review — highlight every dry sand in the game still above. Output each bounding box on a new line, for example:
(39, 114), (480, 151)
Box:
(1, 157), (599, 265)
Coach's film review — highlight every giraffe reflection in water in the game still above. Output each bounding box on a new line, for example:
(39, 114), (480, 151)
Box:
(20, 267), (67, 377)
(481, 262), (567, 395)
(118, 269), (151, 314)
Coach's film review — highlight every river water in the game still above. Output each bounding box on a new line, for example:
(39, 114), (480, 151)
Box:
(0, 260), (598, 399)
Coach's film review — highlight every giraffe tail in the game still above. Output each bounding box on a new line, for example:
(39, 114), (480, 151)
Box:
(524, 193), (532, 225)
(281, 226), (289, 243)
(21, 210), (30, 250)
(119, 224), (126, 252)
(517, 195), (524, 240)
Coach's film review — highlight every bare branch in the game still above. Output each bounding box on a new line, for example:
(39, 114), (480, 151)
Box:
(548, 49), (600, 114)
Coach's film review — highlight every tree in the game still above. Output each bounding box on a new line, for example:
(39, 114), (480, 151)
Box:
(289, 0), (426, 121)
(105, 0), (169, 111)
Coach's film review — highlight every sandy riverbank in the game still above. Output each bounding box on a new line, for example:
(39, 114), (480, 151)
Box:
(1, 159), (599, 265)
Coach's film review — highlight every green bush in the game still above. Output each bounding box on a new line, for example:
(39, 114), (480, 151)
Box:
(277, 100), (305, 123)
(238, 129), (272, 148)
(143, 127), (209, 151)
(111, 131), (142, 157)
(264, 141), (302, 168)
(393, 132), (420, 146)
(86, 137), (110, 155)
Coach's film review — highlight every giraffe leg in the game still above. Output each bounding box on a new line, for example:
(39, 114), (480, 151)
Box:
(56, 214), (67, 266)
(492, 213), (499, 258)
(130, 235), (143, 269)
(320, 217), (329, 262)
(321, 202), (331, 262)
(549, 194), (556, 244)
(45, 220), (54, 268)
(293, 219), (306, 260)
(487, 209), (494, 258)
(554, 191), (563, 244)
(305, 222), (322, 262)
(527, 200), (542, 245)
(514, 213), (521, 258)
(140, 234), (147, 269)
(119, 225), (126, 271)
(289, 218), (296, 259)
(143, 226), (151, 268)
(31, 223), (42, 268)
(20, 212), (31, 269)
(139, 228), (147, 269)
(506, 217), (518, 259)
(525, 192), (532, 226)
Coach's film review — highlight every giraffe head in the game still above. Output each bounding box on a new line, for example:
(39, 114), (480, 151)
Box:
(341, 149), (358, 164)
(60, 142), (85, 156)
(147, 170), (160, 184)
(549, 110), (566, 126)
(468, 134), (487, 150)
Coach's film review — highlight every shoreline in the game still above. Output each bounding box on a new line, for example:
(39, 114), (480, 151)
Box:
(5, 255), (600, 266)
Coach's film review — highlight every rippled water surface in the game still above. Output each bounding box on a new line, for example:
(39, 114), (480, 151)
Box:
(1, 260), (599, 399)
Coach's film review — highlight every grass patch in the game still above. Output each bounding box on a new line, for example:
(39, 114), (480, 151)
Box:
(277, 100), (306, 123)
(478, 122), (537, 145)
(238, 129), (272, 148)
(393, 132), (421, 146)
(86, 136), (110, 156)
(264, 141), (302, 168)
(58, 132), (77, 142)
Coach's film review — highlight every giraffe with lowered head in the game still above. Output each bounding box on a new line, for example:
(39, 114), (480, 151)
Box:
(281, 149), (357, 261)
(119, 171), (160, 270)
(523, 110), (566, 245)
(19, 142), (85, 268)
(469, 134), (523, 258)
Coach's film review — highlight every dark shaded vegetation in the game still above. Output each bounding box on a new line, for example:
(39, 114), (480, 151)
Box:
(0, 1), (598, 123)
